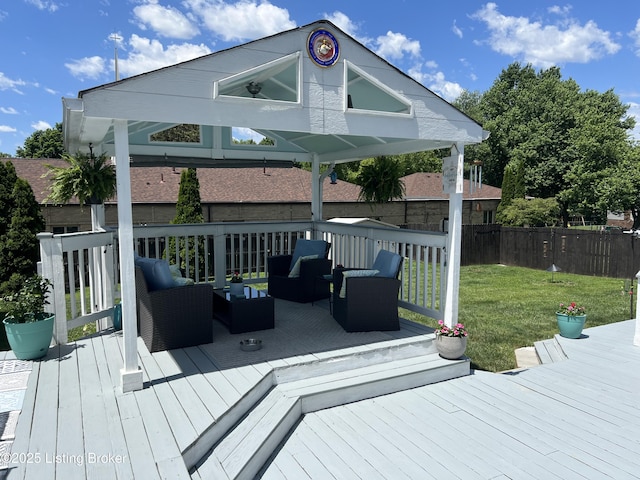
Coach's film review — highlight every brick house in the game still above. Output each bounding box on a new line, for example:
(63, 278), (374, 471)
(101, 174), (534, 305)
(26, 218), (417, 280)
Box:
(4, 158), (501, 233)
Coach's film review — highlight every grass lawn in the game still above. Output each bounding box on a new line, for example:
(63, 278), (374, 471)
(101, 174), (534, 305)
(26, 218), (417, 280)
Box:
(2, 265), (634, 372)
(403, 264), (633, 373)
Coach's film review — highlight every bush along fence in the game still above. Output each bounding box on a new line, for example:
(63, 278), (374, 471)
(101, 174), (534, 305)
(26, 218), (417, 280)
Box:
(461, 225), (640, 280)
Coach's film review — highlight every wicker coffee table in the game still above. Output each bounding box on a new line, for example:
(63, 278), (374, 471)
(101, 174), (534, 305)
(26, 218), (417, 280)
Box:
(212, 286), (275, 334)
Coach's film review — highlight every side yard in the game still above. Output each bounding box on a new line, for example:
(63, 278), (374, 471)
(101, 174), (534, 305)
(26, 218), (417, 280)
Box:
(405, 264), (632, 372)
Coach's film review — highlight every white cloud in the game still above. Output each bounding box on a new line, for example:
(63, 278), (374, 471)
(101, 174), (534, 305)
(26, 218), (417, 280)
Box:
(133, 1), (200, 40)
(0, 125), (17, 133)
(31, 120), (51, 131)
(24, 0), (59, 12)
(627, 101), (640, 140)
(631, 18), (640, 56)
(472, 2), (620, 68)
(117, 34), (212, 77)
(452, 20), (463, 39)
(44, 87), (57, 95)
(65, 56), (106, 80)
(548, 5), (572, 16)
(184, 0), (296, 42)
(375, 31), (421, 61)
(232, 127), (265, 143)
(1, 107), (18, 114)
(324, 11), (358, 37)
(409, 64), (463, 102)
(0, 73), (27, 93)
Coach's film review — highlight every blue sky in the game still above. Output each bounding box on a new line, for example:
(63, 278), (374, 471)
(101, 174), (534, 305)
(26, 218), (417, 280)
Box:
(1, 0), (639, 155)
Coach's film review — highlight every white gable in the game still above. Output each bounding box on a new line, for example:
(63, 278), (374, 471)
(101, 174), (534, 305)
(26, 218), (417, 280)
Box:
(63, 20), (486, 166)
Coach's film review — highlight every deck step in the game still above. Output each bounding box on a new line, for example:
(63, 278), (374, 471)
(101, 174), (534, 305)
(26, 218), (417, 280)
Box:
(184, 335), (435, 471)
(192, 352), (469, 480)
(534, 337), (568, 364)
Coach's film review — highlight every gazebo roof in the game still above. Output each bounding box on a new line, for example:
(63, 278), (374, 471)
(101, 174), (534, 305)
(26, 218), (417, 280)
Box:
(62, 20), (486, 167)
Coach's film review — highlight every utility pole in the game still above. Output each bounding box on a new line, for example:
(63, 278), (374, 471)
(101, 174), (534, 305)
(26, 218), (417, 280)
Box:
(109, 33), (123, 81)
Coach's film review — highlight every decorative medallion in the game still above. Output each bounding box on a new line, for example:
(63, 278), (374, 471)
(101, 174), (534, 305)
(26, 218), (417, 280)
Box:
(308, 29), (340, 67)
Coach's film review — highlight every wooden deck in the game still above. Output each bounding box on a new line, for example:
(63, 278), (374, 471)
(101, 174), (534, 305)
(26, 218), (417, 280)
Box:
(0, 297), (470, 479)
(2, 297), (638, 480)
(261, 319), (640, 480)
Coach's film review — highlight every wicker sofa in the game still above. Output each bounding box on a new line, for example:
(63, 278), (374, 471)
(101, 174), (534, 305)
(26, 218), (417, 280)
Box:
(332, 250), (403, 332)
(135, 260), (213, 353)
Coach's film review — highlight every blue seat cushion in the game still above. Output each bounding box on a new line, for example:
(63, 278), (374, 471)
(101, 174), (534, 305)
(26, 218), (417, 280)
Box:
(289, 239), (328, 271)
(372, 250), (403, 278)
(134, 257), (177, 291)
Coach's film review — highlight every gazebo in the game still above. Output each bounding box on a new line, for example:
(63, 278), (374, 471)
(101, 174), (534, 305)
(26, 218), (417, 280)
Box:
(61, 20), (487, 392)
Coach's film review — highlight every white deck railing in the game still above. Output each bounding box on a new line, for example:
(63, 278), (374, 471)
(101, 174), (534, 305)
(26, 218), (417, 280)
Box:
(38, 221), (447, 344)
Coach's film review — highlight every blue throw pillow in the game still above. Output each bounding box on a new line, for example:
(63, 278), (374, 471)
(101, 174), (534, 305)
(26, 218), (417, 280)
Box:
(289, 239), (328, 271)
(339, 269), (379, 297)
(135, 257), (177, 291)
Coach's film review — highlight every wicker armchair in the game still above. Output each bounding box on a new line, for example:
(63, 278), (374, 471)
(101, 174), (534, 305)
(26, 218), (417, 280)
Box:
(332, 250), (403, 332)
(135, 266), (213, 352)
(267, 239), (331, 303)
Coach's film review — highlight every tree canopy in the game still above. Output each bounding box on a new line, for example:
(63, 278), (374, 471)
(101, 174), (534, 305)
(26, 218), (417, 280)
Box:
(16, 122), (65, 159)
(456, 62), (636, 225)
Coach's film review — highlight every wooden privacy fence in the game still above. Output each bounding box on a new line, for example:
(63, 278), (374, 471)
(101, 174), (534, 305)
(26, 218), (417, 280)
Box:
(461, 225), (640, 279)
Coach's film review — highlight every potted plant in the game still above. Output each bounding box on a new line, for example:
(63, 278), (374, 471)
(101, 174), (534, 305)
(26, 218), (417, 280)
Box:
(434, 319), (468, 359)
(1, 275), (55, 360)
(556, 301), (586, 338)
(229, 272), (244, 297)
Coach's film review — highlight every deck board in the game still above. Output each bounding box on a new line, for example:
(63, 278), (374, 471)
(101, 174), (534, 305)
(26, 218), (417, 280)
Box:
(5, 298), (639, 480)
(263, 320), (640, 480)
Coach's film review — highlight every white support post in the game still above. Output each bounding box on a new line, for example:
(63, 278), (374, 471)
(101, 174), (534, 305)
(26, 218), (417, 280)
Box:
(114, 119), (143, 392)
(635, 271), (640, 346)
(91, 204), (108, 330)
(443, 143), (464, 328)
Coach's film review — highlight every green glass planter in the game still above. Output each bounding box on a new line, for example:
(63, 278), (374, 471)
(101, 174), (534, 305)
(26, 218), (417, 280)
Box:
(3, 313), (55, 360)
(556, 313), (586, 339)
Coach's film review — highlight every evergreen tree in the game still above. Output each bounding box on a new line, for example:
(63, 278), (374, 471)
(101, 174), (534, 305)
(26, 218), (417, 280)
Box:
(173, 168), (204, 224)
(0, 162), (18, 238)
(0, 169), (45, 296)
(167, 168), (205, 277)
(496, 159), (525, 223)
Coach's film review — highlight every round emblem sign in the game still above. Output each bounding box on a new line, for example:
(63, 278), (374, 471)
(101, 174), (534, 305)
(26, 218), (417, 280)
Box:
(308, 29), (340, 67)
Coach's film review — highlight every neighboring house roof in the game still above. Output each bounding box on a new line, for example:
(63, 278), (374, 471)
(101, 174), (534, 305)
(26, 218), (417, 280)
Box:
(401, 172), (502, 200)
(4, 159), (502, 205)
(4, 158), (362, 204)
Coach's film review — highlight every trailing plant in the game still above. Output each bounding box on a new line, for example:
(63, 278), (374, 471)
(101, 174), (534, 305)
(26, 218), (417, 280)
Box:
(44, 147), (116, 206)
